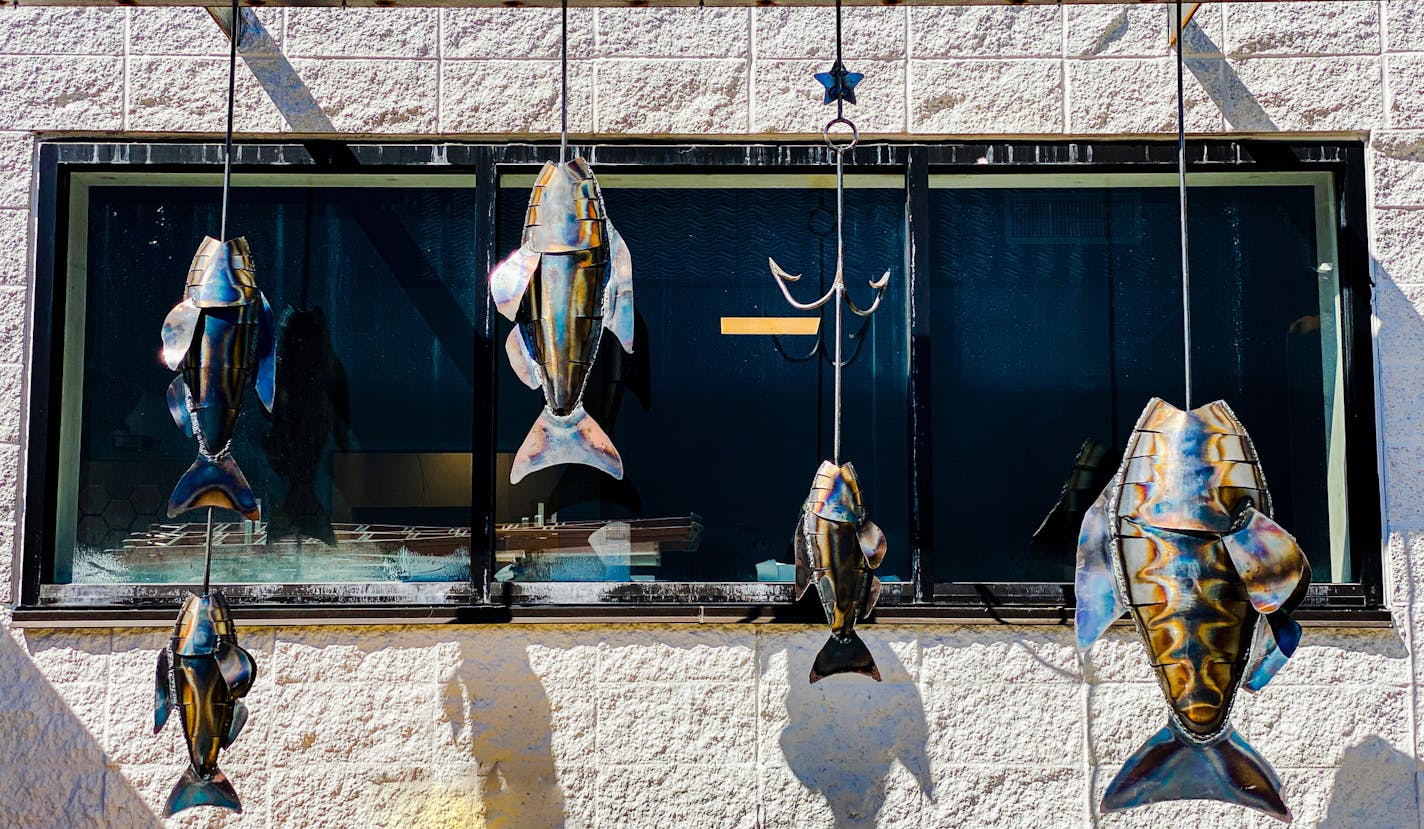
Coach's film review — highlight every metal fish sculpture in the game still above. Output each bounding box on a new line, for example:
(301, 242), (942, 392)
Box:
(794, 460), (887, 683)
(263, 305), (350, 545)
(1075, 398), (1311, 821)
(160, 237), (276, 520)
(154, 591), (258, 816)
(490, 157), (634, 484)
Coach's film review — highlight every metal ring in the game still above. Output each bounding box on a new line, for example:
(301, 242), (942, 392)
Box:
(822, 118), (859, 152)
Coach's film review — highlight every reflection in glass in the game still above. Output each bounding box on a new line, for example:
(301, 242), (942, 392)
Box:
(930, 176), (1348, 582)
(56, 174), (479, 585)
(494, 174), (909, 583)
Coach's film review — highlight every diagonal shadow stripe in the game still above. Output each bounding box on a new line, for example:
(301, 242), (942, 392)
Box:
(207, 8), (337, 134)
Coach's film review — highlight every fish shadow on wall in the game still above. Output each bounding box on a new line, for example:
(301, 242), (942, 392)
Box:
(440, 638), (567, 828)
(0, 629), (162, 827)
(774, 640), (933, 828)
(1318, 736), (1421, 828)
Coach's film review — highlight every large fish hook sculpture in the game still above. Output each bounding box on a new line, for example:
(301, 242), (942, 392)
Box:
(491, 157), (634, 484)
(160, 237), (276, 520)
(1075, 398), (1310, 821)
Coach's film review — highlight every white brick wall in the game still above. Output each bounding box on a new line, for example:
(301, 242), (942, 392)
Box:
(0, 4), (1422, 827)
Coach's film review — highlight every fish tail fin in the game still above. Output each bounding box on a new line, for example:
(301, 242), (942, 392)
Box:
(511, 404), (623, 484)
(168, 454), (260, 521)
(1102, 725), (1289, 821)
(164, 767), (242, 817)
(809, 630), (881, 684)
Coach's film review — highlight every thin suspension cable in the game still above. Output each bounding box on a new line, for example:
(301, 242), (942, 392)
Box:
(202, 507), (215, 596)
(560, 0), (569, 164)
(834, 0), (844, 121)
(1176, 0), (1193, 409)
(220, 0), (238, 240)
(833, 148), (844, 465)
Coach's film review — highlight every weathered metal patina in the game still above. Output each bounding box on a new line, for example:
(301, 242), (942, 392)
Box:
(154, 591), (258, 816)
(491, 157), (634, 484)
(1076, 398), (1311, 822)
(794, 460), (887, 682)
(160, 236), (276, 520)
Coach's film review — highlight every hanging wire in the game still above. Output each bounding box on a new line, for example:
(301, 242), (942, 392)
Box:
(1176, 0), (1193, 409)
(833, 0), (844, 121)
(219, 0), (239, 240)
(559, 0), (569, 164)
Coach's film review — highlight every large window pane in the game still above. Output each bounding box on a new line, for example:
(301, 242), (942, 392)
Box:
(494, 172), (909, 583)
(930, 173), (1348, 583)
(54, 173), (480, 585)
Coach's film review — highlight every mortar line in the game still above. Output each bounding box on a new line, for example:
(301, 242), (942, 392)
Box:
(753, 625), (763, 829)
(745, 6), (754, 135)
(1059, 3), (1068, 133)
(436, 10), (444, 134)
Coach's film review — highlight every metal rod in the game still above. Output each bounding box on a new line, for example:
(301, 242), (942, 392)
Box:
(560, 0), (569, 164)
(834, 0), (844, 121)
(1176, 0), (1192, 409)
(833, 148), (844, 464)
(201, 507), (215, 596)
(220, 0), (238, 240)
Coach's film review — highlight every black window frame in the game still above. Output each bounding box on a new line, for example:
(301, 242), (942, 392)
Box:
(14, 138), (1386, 626)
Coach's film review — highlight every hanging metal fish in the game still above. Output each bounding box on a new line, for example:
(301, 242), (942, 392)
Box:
(160, 236), (276, 520)
(1075, 398), (1311, 822)
(154, 590), (258, 816)
(490, 157), (634, 484)
(794, 460), (887, 683)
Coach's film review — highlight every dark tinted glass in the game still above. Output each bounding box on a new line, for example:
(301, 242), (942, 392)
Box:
(930, 178), (1347, 583)
(55, 175), (480, 584)
(494, 173), (909, 583)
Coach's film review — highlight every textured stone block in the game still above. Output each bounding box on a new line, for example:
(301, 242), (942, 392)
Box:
(0, 287), (23, 368)
(1239, 683), (1412, 768)
(286, 58), (438, 134)
(599, 625), (754, 683)
(597, 762), (758, 828)
(1080, 629), (1155, 684)
(924, 764), (1084, 829)
(0, 525), (10, 604)
(1385, 0), (1424, 53)
(755, 7), (906, 61)
(272, 766), (451, 829)
(909, 6), (1062, 58)
(1066, 57), (1221, 133)
(920, 625), (1080, 685)
(1375, 277), (1424, 364)
(1375, 207), (1424, 284)
(761, 746), (929, 828)
(1222, 56), (1383, 131)
(0, 56), (122, 132)
(1386, 442), (1424, 526)
(596, 59), (749, 135)
(286, 9), (439, 59)
(601, 680), (755, 765)
(443, 8), (594, 60)
(275, 626), (443, 685)
(130, 8), (284, 57)
(926, 682), (1084, 765)
(1382, 360), (1424, 452)
(1087, 682), (1171, 765)
(0, 9), (126, 55)
(753, 59), (905, 134)
(1375, 132), (1424, 207)
(1067, 5), (1169, 59)
(23, 628), (112, 686)
(0, 209), (27, 287)
(1383, 530), (1421, 609)
(442, 60), (594, 135)
(596, 8), (749, 58)
(0, 760), (106, 829)
(0, 133), (33, 210)
(0, 444), (18, 525)
(127, 57), (287, 135)
(1225, 1), (1380, 57)
(910, 59), (1062, 134)
(269, 681), (434, 766)
(1389, 55), (1424, 129)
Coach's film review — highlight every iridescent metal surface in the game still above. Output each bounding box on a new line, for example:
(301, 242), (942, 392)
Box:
(154, 591), (257, 817)
(161, 236), (276, 520)
(491, 157), (634, 484)
(794, 461), (887, 684)
(1075, 398), (1310, 822)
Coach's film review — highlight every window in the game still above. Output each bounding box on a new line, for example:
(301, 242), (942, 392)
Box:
(18, 140), (1381, 620)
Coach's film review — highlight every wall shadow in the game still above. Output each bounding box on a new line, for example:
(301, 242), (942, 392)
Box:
(440, 638), (567, 828)
(775, 641), (932, 828)
(1179, 19), (1279, 131)
(0, 628), (161, 828)
(1319, 736), (1422, 828)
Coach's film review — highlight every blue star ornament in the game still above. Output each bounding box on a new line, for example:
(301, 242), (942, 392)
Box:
(814, 60), (864, 106)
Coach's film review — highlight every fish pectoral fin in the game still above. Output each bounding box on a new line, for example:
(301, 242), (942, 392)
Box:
(1243, 611), (1302, 693)
(255, 293), (277, 413)
(161, 299), (202, 371)
(154, 649), (172, 734)
(505, 327), (544, 390)
(1102, 725), (1289, 822)
(490, 246), (539, 321)
(1073, 484), (1126, 651)
(223, 700), (249, 749)
(1223, 506), (1311, 615)
(857, 521), (887, 569)
(603, 219), (635, 353)
(792, 514), (814, 600)
(215, 641), (257, 698)
(861, 576), (881, 618)
(165, 376), (194, 437)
